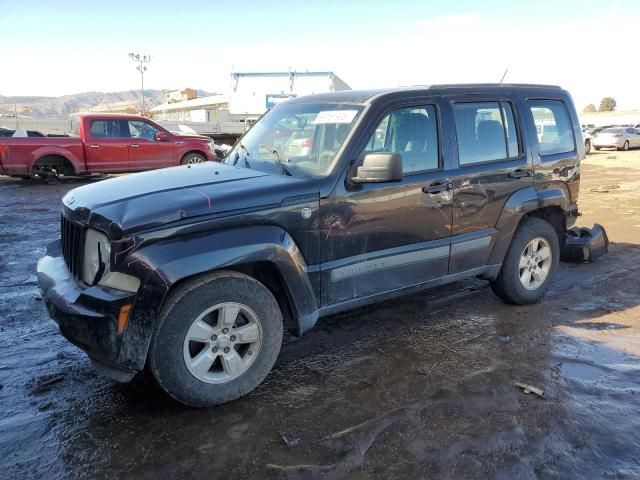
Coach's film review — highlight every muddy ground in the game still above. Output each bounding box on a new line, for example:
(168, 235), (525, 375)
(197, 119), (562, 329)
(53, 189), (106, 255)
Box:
(1, 151), (639, 479)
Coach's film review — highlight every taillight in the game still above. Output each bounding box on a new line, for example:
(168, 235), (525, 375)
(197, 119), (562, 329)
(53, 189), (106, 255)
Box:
(302, 138), (313, 148)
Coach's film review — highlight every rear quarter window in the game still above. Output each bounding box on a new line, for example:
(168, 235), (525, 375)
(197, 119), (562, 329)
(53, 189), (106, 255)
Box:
(528, 100), (575, 156)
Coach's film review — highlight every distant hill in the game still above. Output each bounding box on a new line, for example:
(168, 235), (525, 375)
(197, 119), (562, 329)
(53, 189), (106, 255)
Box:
(0, 89), (213, 117)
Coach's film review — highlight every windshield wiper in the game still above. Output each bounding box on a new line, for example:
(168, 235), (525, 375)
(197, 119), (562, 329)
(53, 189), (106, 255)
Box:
(259, 144), (281, 158)
(258, 145), (291, 176)
(277, 160), (293, 176)
(232, 142), (251, 169)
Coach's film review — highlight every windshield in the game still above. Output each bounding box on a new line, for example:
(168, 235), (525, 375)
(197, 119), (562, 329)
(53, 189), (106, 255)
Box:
(224, 102), (363, 177)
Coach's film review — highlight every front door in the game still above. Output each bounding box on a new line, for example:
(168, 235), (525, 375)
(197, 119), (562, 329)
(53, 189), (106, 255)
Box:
(127, 120), (174, 171)
(320, 102), (454, 306)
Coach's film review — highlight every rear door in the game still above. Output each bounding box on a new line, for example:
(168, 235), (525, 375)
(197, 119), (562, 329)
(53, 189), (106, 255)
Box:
(448, 97), (533, 273)
(84, 118), (130, 172)
(127, 120), (174, 170)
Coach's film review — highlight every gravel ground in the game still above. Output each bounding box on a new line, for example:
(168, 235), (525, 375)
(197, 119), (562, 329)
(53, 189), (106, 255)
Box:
(1, 150), (639, 479)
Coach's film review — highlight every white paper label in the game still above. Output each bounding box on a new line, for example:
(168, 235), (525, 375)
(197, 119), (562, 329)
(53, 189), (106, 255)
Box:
(314, 110), (358, 124)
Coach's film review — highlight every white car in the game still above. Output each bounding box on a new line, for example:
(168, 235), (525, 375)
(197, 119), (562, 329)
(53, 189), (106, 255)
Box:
(582, 131), (593, 154)
(592, 127), (640, 151)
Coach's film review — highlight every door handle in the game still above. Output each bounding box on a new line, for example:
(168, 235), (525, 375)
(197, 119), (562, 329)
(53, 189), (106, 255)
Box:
(422, 180), (453, 194)
(508, 168), (531, 178)
(89, 144), (100, 149)
(130, 144), (140, 148)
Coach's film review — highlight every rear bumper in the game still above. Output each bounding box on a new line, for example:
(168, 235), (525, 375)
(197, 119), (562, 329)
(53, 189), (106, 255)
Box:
(37, 240), (139, 382)
(592, 140), (622, 148)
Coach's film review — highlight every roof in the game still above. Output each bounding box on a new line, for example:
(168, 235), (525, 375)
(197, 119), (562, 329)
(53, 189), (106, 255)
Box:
(71, 112), (148, 120)
(231, 71), (338, 78)
(287, 84), (565, 105)
(149, 95), (229, 113)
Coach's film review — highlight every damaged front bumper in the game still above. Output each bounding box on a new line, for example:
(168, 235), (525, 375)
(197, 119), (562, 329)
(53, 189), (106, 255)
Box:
(37, 240), (139, 382)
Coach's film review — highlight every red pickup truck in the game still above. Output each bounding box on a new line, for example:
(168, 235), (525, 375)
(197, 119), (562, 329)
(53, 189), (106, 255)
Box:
(0, 113), (217, 179)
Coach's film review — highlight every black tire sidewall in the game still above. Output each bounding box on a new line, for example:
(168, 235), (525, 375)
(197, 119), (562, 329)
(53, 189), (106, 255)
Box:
(149, 272), (283, 407)
(493, 218), (560, 304)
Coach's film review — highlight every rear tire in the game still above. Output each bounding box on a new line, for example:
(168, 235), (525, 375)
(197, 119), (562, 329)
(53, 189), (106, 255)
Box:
(148, 271), (283, 407)
(181, 152), (207, 165)
(594, 147), (601, 151)
(584, 139), (591, 155)
(490, 217), (559, 305)
(620, 141), (629, 151)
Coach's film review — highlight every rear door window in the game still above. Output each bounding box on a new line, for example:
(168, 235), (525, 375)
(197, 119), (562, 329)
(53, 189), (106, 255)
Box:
(89, 119), (130, 139)
(453, 101), (520, 165)
(527, 100), (575, 155)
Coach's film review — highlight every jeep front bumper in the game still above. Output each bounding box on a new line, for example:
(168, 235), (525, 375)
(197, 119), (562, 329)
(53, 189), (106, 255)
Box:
(37, 239), (139, 382)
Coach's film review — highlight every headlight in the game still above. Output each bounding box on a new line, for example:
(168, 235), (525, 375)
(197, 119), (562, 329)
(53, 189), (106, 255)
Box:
(82, 228), (140, 293)
(208, 141), (215, 154)
(83, 228), (110, 284)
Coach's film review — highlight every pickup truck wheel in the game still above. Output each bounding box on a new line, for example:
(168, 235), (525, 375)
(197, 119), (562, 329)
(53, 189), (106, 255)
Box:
(181, 152), (207, 165)
(148, 271), (283, 407)
(490, 217), (559, 305)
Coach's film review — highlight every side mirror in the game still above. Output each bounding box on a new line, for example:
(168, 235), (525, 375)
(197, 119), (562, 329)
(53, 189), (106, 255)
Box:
(352, 152), (403, 183)
(155, 131), (169, 142)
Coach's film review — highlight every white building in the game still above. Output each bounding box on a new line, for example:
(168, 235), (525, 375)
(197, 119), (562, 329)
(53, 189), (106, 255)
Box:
(150, 95), (229, 123)
(150, 71), (351, 124)
(228, 71), (351, 115)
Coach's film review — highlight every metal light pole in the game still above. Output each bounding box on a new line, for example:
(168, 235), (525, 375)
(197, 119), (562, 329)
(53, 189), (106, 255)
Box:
(128, 53), (151, 115)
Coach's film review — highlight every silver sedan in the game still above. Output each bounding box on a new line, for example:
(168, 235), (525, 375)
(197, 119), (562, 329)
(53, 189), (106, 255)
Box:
(592, 127), (640, 151)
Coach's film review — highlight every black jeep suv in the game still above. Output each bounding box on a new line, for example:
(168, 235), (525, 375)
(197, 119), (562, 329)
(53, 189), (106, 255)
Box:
(38, 84), (583, 407)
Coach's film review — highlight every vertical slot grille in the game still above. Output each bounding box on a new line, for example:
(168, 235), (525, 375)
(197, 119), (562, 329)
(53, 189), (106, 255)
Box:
(60, 214), (84, 280)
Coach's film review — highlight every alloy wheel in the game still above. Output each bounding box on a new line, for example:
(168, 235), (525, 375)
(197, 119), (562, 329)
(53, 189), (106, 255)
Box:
(183, 302), (263, 384)
(519, 237), (552, 290)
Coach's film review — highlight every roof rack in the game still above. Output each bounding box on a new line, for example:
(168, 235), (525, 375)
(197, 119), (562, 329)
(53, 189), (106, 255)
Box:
(428, 83), (562, 89)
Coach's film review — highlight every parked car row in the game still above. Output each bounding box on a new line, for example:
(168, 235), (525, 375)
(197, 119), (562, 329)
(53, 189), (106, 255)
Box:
(581, 124), (640, 153)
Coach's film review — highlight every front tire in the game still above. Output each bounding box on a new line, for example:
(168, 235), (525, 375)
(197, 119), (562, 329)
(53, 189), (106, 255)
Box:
(181, 152), (207, 165)
(490, 217), (559, 305)
(584, 139), (591, 155)
(148, 271), (283, 407)
(620, 141), (629, 151)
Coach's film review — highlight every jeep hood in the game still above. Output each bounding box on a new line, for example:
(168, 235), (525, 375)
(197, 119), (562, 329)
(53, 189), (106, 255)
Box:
(63, 162), (319, 234)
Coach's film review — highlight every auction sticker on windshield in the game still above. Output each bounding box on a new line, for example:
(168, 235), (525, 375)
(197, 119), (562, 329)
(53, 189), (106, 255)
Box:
(314, 110), (358, 124)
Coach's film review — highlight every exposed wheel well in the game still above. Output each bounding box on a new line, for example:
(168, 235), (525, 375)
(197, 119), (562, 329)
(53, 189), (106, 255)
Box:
(165, 262), (298, 336)
(524, 206), (566, 244)
(228, 262), (298, 335)
(32, 155), (75, 177)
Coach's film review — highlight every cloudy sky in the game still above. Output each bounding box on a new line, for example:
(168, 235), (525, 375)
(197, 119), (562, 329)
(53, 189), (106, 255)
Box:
(0, 0), (637, 109)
